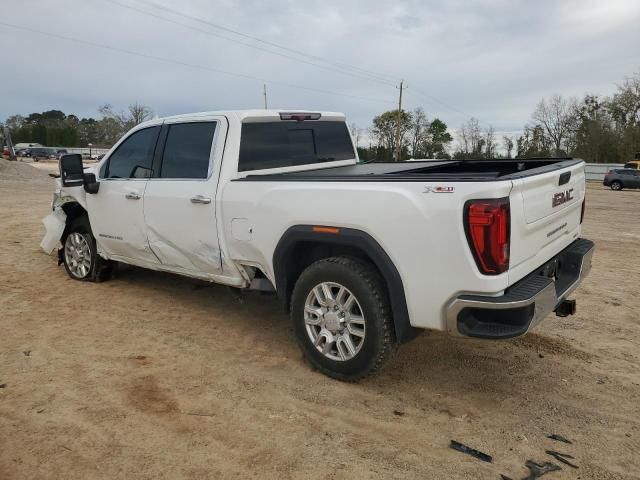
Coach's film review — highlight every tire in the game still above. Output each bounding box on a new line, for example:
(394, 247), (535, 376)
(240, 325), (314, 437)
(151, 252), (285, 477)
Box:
(610, 181), (622, 191)
(290, 257), (395, 381)
(62, 216), (112, 282)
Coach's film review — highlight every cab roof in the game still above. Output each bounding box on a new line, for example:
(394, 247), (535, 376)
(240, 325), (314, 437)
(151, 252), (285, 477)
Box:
(144, 110), (346, 125)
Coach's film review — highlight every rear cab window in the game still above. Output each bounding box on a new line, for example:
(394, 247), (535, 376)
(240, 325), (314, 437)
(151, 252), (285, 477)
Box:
(238, 121), (354, 172)
(159, 122), (216, 179)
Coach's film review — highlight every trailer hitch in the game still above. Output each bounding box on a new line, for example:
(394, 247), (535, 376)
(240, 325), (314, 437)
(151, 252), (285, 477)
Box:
(555, 299), (576, 317)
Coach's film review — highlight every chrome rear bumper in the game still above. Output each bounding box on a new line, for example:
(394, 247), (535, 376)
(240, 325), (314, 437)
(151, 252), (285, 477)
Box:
(446, 238), (594, 339)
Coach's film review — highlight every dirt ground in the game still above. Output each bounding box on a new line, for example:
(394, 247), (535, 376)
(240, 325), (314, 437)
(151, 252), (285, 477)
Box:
(1, 159), (639, 479)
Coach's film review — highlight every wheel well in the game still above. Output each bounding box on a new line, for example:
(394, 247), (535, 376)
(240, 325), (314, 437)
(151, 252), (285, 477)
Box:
(61, 202), (89, 237)
(283, 241), (382, 299)
(273, 226), (418, 343)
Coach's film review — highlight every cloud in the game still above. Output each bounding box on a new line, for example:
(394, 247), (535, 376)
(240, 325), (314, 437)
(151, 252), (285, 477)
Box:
(1, 0), (638, 132)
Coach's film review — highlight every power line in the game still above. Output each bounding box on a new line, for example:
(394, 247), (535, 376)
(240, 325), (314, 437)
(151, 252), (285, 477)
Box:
(101, 0), (398, 88)
(0, 21), (395, 107)
(408, 87), (470, 117)
(130, 0), (399, 85)
(108, 0), (477, 121)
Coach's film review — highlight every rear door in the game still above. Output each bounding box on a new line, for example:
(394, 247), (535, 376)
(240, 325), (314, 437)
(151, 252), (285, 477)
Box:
(142, 116), (226, 276)
(508, 161), (586, 284)
(87, 125), (160, 263)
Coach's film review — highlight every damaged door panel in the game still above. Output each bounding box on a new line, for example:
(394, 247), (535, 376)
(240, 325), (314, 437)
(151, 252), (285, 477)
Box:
(142, 119), (223, 275)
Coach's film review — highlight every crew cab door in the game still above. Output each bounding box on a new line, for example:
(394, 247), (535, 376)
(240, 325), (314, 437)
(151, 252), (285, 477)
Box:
(86, 125), (161, 263)
(142, 117), (225, 275)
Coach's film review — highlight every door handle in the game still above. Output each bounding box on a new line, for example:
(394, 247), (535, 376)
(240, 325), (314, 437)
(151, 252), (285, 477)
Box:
(125, 192), (141, 200)
(190, 195), (212, 205)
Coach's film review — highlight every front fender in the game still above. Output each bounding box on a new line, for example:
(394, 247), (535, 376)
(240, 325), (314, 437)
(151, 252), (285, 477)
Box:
(40, 207), (67, 254)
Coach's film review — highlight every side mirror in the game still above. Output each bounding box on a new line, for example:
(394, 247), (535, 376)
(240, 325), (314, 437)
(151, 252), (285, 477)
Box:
(59, 154), (84, 187)
(83, 173), (100, 194)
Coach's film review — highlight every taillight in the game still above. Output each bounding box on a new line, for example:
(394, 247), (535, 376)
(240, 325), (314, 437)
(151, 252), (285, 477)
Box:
(464, 198), (510, 275)
(580, 198), (586, 224)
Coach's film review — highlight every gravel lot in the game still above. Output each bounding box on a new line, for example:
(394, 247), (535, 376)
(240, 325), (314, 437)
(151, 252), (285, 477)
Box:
(1, 160), (639, 479)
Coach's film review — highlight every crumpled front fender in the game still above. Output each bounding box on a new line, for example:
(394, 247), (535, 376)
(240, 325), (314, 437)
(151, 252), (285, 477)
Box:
(40, 207), (67, 254)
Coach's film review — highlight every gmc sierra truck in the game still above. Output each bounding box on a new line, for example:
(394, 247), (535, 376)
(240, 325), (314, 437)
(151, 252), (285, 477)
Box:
(41, 110), (594, 381)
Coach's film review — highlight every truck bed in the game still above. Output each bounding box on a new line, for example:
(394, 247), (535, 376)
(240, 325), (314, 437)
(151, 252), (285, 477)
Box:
(238, 158), (582, 182)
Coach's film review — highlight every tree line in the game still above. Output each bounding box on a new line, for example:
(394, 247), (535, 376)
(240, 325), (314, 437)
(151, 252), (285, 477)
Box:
(2, 69), (638, 162)
(358, 70), (639, 163)
(2, 103), (153, 148)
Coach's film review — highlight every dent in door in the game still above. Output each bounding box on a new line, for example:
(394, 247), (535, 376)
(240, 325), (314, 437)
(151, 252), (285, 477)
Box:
(146, 222), (221, 271)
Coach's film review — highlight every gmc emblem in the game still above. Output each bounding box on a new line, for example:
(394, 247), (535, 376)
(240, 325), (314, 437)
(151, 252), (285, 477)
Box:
(552, 188), (574, 207)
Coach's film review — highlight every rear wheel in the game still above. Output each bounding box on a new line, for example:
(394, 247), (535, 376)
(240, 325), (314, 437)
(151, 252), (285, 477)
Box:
(610, 181), (622, 191)
(62, 217), (112, 282)
(290, 257), (394, 381)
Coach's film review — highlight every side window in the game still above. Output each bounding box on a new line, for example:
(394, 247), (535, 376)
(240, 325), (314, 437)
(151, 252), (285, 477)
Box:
(160, 122), (216, 179)
(105, 126), (159, 179)
(624, 163), (635, 169)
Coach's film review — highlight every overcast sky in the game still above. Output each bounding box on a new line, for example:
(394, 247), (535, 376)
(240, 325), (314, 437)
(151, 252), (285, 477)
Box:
(2, 0), (639, 135)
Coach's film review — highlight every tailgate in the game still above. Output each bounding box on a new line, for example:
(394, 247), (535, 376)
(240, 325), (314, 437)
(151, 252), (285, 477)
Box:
(508, 161), (586, 285)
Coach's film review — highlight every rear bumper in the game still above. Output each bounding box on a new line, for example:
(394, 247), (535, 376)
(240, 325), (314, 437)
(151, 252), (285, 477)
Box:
(445, 238), (594, 339)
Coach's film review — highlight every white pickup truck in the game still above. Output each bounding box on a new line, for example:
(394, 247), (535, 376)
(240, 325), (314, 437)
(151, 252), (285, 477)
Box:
(42, 110), (594, 381)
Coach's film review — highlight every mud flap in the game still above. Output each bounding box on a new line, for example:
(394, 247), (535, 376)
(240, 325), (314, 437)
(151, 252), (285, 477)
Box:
(40, 208), (67, 254)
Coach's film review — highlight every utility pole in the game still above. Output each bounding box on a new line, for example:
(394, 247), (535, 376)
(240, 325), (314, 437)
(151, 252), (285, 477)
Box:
(394, 80), (404, 162)
(263, 83), (268, 109)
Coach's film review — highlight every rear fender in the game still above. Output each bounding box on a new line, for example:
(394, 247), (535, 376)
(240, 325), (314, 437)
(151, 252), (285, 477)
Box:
(273, 225), (418, 343)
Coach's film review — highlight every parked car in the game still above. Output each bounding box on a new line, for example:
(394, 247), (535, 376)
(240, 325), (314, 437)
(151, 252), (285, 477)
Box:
(56, 149), (69, 159)
(42, 110), (593, 381)
(30, 147), (57, 161)
(603, 168), (640, 190)
(16, 148), (31, 157)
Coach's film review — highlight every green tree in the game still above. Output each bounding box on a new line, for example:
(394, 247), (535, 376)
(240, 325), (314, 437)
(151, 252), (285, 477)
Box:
(371, 109), (412, 161)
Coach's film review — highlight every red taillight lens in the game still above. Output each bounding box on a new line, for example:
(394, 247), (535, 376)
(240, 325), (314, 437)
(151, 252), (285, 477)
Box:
(465, 198), (510, 275)
(580, 198), (586, 224)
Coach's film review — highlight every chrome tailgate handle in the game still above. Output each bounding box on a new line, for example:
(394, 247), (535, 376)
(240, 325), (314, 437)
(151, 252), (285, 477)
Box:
(190, 195), (212, 205)
(125, 192), (141, 200)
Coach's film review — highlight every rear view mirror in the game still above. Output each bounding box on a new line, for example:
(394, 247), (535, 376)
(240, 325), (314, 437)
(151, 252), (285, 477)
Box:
(59, 154), (84, 187)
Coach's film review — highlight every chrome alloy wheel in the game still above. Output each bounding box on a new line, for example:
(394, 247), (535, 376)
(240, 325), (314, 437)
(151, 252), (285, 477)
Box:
(64, 233), (92, 279)
(304, 282), (366, 361)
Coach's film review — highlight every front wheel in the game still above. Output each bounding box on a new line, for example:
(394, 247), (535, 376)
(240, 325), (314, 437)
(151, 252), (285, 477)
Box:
(610, 181), (623, 191)
(290, 257), (395, 381)
(62, 217), (112, 282)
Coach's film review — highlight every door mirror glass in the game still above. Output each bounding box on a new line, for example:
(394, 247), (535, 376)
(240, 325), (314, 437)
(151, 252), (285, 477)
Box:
(59, 154), (84, 187)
